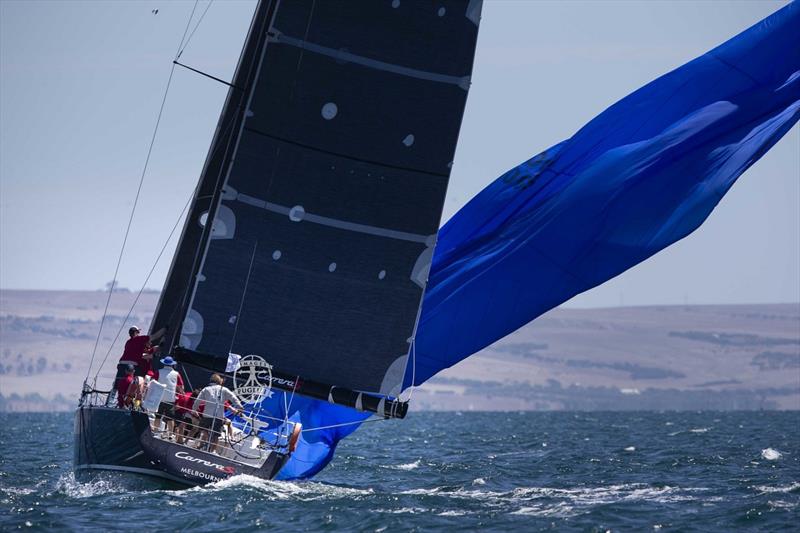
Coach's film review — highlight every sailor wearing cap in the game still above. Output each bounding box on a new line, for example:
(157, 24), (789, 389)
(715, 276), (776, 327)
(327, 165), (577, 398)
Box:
(154, 356), (184, 439)
(117, 326), (152, 378)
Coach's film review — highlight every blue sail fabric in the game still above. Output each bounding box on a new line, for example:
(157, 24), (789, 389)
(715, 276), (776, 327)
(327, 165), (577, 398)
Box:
(234, 392), (368, 480)
(277, 2), (800, 479)
(408, 0), (800, 387)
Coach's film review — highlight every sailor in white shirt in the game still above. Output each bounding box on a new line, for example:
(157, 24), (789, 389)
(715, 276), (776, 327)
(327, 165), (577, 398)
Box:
(154, 356), (182, 438)
(193, 373), (244, 454)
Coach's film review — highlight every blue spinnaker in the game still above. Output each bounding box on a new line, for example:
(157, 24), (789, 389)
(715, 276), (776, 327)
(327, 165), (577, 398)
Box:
(277, 2), (800, 479)
(232, 392), (368, 480)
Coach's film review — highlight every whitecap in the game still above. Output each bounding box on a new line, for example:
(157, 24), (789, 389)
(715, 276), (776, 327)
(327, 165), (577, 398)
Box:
(438, 510), (470, 516)
(511, 502), (576, 517)
(754, 482), (800, 494)
(374, 507), (427, 514)
(624, 446), (636, 452)
(767, 499), (797, 510)
(0, 486), (35, 496)
(690, 427), (711, 433)
(381, 459), (422, 471)
(177, 474), (373, 501)
(400, 483), (716, 512)
(472, 477), (486, 486)
(399, 487), (443, 496)
(52, 473), (120, 498)
(761, 448), (782, 461)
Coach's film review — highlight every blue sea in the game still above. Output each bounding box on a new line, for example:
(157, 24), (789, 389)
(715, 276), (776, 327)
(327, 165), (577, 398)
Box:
(1, 411), (798, 531)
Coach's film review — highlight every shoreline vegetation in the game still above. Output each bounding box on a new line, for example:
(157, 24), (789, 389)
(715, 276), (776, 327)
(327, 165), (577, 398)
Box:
(0, 290), (798, 412)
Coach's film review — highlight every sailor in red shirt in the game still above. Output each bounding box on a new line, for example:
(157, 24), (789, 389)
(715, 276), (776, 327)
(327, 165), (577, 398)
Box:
(174, 389), (199, 444)
(115, 364), (136, 408)
(116, 326), (166, 379)
(117, 326), (152, 377)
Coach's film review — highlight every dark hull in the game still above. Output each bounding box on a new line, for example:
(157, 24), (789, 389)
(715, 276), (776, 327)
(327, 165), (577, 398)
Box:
(74, 406), (288, 486)
(73, 406), (179, 481)
(130, 414), (288, 485)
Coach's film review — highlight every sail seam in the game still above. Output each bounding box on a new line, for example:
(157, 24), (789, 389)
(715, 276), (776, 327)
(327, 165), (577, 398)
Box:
(243, 125), (451, 178)
(234, 192), (432, 244)
(268, 29), (471, 90)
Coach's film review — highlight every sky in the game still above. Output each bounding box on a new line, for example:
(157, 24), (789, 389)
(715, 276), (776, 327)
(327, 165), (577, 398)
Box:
(0, 0), (797, 308)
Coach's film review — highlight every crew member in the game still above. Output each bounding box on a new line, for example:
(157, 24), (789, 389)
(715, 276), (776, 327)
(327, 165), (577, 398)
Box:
(193, 373), (243, 454)
(115, 364), (136, 408)
(125, 369), (155, 409)
(117, 326), (165, 379)
(154, 356), (183, 438)
(174, 389), (200, 444)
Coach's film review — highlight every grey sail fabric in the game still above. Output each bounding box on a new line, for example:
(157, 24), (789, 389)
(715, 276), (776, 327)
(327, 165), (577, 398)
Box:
(172, 0), (481, 396)
(150, 0), (277, 356)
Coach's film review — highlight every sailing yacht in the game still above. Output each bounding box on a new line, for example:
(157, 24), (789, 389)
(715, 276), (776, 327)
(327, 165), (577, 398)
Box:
(74, 0), (481, 486)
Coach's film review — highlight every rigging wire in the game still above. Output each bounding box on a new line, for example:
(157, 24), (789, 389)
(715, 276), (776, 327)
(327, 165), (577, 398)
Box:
(84, 65), (176, 383)
(227, 241), (258, 354)
(301, 416), (388, 434)
(94, 195), (193, 379)
(84, 1), (202, 382)
(175, 0), (201, 57)
(177, 0), (215, 59)
(94, 94), (240, 378)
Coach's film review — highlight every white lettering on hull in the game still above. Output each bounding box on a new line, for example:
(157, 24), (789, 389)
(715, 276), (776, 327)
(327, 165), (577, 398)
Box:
(174, 451), (233, 473)
(180, 467), (222, 481)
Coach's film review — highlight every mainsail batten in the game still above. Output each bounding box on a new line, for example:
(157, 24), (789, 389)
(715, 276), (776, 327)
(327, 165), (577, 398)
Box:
(153, 0), (482, 401)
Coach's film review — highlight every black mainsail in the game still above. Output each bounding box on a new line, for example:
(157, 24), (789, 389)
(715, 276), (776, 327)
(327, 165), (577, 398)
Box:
(151, 0), (482, 416)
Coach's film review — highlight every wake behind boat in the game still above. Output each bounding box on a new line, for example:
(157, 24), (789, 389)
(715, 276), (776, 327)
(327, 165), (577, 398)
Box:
(74, 0), (481, 486)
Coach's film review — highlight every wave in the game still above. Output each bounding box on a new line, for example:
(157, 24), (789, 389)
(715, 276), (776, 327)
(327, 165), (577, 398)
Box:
(0, 486), (35, 496)
(374, 507), (428, 514)
(753, 482), (800, 494)
(761, 448), (782, 461)
(380, 459), (422, 471)
(52, 473), (122, 499)
(767, 499), (798, 510)
(397, 483), (717, 516)
(511, 502), (575, 517)
(172, 474), (374, 501)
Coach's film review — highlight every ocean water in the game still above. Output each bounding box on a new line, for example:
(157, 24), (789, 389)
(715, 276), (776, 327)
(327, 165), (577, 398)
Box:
(1, 411), (797, 531)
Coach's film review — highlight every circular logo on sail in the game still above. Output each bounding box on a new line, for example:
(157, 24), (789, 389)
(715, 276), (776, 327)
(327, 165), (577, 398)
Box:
(233, 354), (273, 403)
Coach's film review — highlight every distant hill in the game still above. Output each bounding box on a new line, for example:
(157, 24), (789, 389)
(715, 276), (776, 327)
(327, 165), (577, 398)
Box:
(0, 290), (797, 412)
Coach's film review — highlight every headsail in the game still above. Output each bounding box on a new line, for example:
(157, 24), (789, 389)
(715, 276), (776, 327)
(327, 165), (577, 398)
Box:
(151, 0), (482, 409)
(410, 0), (800, 387)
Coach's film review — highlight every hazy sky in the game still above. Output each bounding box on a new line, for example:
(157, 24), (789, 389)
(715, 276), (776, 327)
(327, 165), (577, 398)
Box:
(1, 0), (797, 308)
